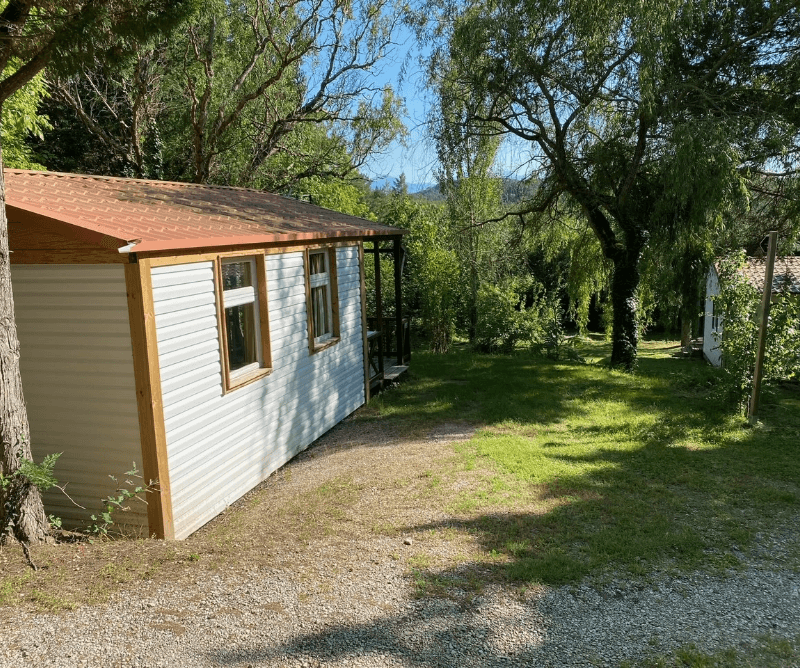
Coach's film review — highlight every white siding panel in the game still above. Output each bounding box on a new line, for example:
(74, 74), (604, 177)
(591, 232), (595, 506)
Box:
(153, 290), (216, 317)
(154, 248), (366, 539)
(11, 264), (146, 531)
(155, 302), (218, 331)
(703, 266), (723, 367)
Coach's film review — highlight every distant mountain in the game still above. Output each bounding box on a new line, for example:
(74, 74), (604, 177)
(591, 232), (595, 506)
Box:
(370, 178), (434, 193)
(412, 177), (536, 205)
(411, 184), (445, 202)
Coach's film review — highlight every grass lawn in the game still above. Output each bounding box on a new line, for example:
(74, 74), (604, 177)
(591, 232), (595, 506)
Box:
(368, 336), (800, 586)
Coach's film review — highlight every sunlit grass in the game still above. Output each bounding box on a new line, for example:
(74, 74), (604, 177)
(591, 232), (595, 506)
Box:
(372, 337), (800, 585)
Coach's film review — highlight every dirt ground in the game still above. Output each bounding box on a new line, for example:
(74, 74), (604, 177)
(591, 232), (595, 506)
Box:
(0, 413), (538, 614)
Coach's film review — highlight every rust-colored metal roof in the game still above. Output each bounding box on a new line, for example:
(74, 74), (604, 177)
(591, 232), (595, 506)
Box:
(5, 170), (405, 253)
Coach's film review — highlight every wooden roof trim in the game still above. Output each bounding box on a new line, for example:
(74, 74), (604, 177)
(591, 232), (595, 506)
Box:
(7, 204), (130, 250)
(130, 228), (405, 254)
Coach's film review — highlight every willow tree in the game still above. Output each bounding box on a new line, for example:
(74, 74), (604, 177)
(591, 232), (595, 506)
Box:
(0, 0), (197, 547)
(433, 0), (799, 369)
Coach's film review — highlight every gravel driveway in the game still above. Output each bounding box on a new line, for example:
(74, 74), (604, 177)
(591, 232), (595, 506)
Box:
(1, 420), (798, 668)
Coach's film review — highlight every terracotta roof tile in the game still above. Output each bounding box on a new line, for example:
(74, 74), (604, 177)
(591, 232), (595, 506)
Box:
(5, 170), (405, 253)
(740, 256), (800, 294)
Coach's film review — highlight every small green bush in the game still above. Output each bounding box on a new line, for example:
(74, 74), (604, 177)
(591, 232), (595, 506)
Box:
(474, 277), (541, 353)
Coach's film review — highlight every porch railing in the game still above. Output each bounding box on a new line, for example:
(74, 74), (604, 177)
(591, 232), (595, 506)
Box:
(367, 316), (410, 366)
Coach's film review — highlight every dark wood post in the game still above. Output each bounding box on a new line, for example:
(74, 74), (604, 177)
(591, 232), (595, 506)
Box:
(393, 236), (403, 366)
(373, 240), (384, 379)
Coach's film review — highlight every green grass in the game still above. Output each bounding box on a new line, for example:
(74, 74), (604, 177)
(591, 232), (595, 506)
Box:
(371, 337), (800, 585)
(632, 635), (800, 667)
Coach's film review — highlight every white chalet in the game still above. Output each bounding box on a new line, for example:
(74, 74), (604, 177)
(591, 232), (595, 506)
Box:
(6, 169), (408, 539)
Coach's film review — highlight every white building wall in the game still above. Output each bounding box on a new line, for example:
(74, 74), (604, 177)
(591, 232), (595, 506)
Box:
(703, 265), (723, 367)
(151, 247), (365, 539)
(11, 264), (147, 531)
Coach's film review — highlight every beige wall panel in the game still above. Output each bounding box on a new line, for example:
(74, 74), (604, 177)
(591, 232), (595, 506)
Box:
(12, 264), (147, 531)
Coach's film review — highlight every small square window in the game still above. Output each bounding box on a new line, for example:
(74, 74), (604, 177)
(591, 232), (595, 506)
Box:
(218, 255), (272, 391)
(305, 247), (340, 353)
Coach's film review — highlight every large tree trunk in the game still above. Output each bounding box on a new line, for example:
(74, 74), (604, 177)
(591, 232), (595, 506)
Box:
(609, 235), (644, 371)
(0, 153), (49, 545)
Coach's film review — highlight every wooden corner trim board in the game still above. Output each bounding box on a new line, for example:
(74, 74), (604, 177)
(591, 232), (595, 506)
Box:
(124, 259), (175, 540)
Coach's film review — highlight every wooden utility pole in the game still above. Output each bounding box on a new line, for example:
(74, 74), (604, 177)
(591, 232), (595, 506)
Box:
(748, 231), (778, 423)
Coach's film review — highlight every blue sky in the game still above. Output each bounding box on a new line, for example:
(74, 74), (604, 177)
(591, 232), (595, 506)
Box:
(357, 23), (528, 190)
(358, 26), (439, 189)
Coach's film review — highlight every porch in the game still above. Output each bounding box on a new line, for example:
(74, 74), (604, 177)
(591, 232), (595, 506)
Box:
(363, 235), (410, 397)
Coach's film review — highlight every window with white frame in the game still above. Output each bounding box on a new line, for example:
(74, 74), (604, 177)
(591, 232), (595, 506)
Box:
(305, 247), (339, 352)
(219, 255), (271, 389)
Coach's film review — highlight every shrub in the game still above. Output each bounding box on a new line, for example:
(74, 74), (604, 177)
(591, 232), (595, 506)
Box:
(474, 277), (541, 353)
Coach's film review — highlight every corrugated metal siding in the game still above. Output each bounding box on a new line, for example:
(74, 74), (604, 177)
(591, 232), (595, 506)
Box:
(11, 264), (147, 531)
(152, 247), (366, 539)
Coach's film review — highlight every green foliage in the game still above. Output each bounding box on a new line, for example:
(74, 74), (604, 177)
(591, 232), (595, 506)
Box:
(87, 463), (156, 537)
(424, 0), (800, 369)
(0, 452), (61, 494)
(405, 203), (459, 352)
(296, 176), (375, 219)
(474, 277), (540, 353)
(540, 290), (585, 362)
(713, 252), (800, 411)
(39, 0), (405, 190)
(16, 453), (61, 493)
(0, 68), (51, 170)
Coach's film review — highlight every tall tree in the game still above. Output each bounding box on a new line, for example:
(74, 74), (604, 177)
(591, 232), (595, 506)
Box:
(435, 77), (503, 342)
(0, 0), (197, 546)
(42, 0), (406, 191)
(1, 68), (49, 170)
(431, 0), (799, 368)
(45, 42), (169, 178)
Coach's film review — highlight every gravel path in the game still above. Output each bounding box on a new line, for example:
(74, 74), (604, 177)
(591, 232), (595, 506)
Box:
(1, 542), (799, 668)
(1, 421), (798, 667)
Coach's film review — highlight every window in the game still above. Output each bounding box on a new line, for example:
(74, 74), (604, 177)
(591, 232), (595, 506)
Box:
(217, 254), (271, 391)
(305, 247), (340, 353)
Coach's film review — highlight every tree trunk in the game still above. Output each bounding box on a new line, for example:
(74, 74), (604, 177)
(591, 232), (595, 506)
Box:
(0, 149), (49, 545)
(609, 237), (644, 371)
(680, 317), (692, 348)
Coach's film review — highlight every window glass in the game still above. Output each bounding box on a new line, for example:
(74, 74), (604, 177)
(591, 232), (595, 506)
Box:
(312, 284), (330, 338)
(221, 256), (262, 379)
(225, 302), (258, 371)
(222, 261), (253, 290)
(308, 250), (332, 343)
(309, 253), (326, 275)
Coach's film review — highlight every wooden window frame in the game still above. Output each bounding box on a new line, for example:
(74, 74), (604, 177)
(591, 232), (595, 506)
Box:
(215, 253), (272, 392)
(304, 246), (340, 354)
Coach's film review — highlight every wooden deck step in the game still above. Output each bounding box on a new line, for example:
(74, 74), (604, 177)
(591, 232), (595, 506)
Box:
(383, 364), (409, 382)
